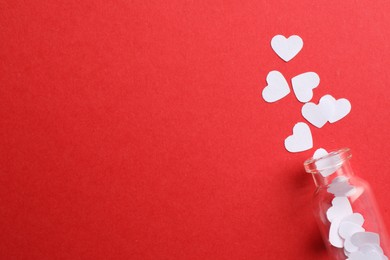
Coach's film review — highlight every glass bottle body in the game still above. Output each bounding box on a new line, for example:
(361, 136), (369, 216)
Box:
(305, 148), (389, 260)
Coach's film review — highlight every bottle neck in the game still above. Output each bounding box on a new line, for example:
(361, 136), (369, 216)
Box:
(311, 159), (354, 188)
(304, 148), (353, 188)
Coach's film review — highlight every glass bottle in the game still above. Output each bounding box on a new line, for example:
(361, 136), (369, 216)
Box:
(304, 148), (389, 260)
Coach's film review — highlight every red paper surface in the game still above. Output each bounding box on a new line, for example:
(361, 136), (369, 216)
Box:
(1, 1), (390, 259)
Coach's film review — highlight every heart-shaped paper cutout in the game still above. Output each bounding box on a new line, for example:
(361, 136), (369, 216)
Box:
(327, 177), (356, 196)
(292, 72), (320, 103)
(302, 94), (351, 128)
(302, 103), (328, 128)
(319, 94), (337, 117)
(327, 197), (353, 222)
(344, 247), (352, 257)
(284, 122), (313, 153)
(262, 71), (290, 103)
(329, 218), (345, 248)
(345, 232), (383, 257)
(359, 244), (384, 255)
(350, 232), (380, 248)
(271, 35), (303, 62)
(313, 148), (328, 159)
(329, 98), (352, 123)
(339, 221), (365, 240)
(327, 197), (353, 248)
(342, 213), (365, 227)
(345, 236), (359, 253)
(347, 250), (385, 260)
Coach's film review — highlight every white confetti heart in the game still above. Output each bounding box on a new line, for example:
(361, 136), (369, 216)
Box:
(346, 235), (387, 260)
(271, 35), (303, 62)
(302, 102), (328, 128)
(327, 177), (356, 196)
(313, 148), (328, 159)
(345, 237), (359, 253)
(329, 97), (352, 123)
(284, 122), (313, 153)
(342, 213), (365, 227)
(345, 247), (352, 257)
(339, 221), (365, 240)
(347, 250), (385, 260)
(262, 71), (290, 103)
(327, 197), (353, 223)
(302, 94), (351, 128)
(351, 232), (380, 248)
(329, 219), (345, 248)
(320, 94), (337, 117)
(359, 244), (385, 255)
(292, 72), (320, 103)
(327, 197), (353, 248)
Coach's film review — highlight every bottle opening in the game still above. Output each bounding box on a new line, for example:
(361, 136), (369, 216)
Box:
(304, 148), (352, 175)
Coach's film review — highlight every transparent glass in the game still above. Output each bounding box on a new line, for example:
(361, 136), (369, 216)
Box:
(304, 148), (389, 260)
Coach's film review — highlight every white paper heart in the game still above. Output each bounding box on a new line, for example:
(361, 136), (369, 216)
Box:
(344, 247), (352, 257)
(302, 103), (328, 128)
(327, 197), (353, 248)
(302, 94), (351, 128)
(339, 221), (365, 240)
(327, 177), (356, 196)
(342, 213), (365, 227)
(262, 71), (290, 103)
(347, 250), (385, 260)
(351, 232), (380, 247)
(292, 72), (320, 103)
(345, 236), (359, 253)
(284, 122), (313, 153)
(346, 243), (387, 260)
(329, 219), (345, 248)
(319, 94), (337, 117)
(313, 148), (328, 159)
(271, 35), (303, 62)
(345, 232), (383, 256)
(359, 244), (384, 255)
(329, 97), (352, 123)
(327, 197), (353, 222)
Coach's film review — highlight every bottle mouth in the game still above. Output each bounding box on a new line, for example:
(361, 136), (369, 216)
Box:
(304, 148), (352, 175)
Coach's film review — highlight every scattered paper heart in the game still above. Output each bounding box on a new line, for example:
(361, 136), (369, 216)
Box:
(263, 35), (354, 155)
(291, 72), (320, 103)
(262, 71), (290, 103)
(320, 94), (338, 120)
(302, 94), (351, 128)
(302, 101), (329, 128)
(284, 122), (313, 153)
(328, 97), (352, 123)
(271, 35), (303, 62)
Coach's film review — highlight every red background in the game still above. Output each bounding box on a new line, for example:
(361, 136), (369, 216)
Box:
(1, 0), (390, 259)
